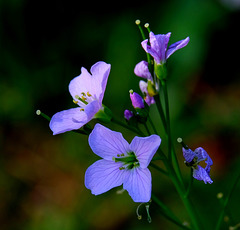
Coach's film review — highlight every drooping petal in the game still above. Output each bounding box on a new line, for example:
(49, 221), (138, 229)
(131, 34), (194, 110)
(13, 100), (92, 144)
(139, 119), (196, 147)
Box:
(130, 135), (161, 169)
(134, 61), (152, 80)
(166, 37), (190, 59)
(88, 123), (130, 160)
(182, 148), (196, 163)
(49, 107), (88, 135)
(85, 159), (126, 195)
(194, 147), (213, 174)
(90, 61), (111, 103)
(150, 32), (171, 63)
(193, 166), (213, 184)
(123, 167), (152, 202)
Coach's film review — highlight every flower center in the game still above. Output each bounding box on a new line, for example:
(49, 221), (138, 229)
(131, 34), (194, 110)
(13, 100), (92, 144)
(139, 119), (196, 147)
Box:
(113, 152), (139, 170)
(74, 92), (95, 110)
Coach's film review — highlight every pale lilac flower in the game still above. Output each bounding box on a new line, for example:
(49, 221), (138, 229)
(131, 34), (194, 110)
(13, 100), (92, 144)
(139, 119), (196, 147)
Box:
(139, 80), (155, 106)
(130, 91), (145, 109)
(182, 147), (213, 184)
(49, 61), (111, 135)
(134, 61), (152, 81)
(124, 109), (134, 121)
(85, 124), (161, 202)
(141, 32), (190, 65)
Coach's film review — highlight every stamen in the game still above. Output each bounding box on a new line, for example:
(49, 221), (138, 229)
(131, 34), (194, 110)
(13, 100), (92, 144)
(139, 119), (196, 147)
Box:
(136, 203), (144, 220)
(75, 95), (88, 105)
(81, 92), (86, 96)
(87, 92), (92, 97)
(73, 100), (79, 104)
(135, 19), (141, 25)
(81, 96), (87, 101)
(80, 108), (84, 111)
(144, 23), (151, 33)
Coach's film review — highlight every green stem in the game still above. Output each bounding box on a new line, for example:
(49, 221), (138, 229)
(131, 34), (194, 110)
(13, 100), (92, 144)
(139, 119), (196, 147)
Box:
(149, 162), (168, 176)
(215, 171), (240, 230)
(144, 123), (151, 136)
(111, 117), (145, 136)
(153, 94), (167, 133)
(151, 194), (190, 230)
(148, 115), (159, 135)
(157, 149), (202, 230)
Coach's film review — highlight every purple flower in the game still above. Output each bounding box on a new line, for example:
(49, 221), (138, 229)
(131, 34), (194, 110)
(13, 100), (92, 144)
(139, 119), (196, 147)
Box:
(130, 91), (145, 109)
(182, 147), (213, 184)
(141, 32), (190, 65)
(85, 124), (161, 202)
(49, 61), (111, 135)
(139, 80), (155, 106)
(134, 61), (152, 81)
(124, 109), (134, 121)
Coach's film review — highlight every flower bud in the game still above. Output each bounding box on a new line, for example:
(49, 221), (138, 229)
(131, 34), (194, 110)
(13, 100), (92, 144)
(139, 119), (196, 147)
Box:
(124, 110), (134, 121)
(129, 91), (145, 109)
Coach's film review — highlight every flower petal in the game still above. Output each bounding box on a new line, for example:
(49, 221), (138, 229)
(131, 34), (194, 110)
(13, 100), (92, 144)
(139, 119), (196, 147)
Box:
(123, 167), (151, 202)
(85, 159), (126, 195)
(193, 166), (213, 184)
(69, 61), (111, 103)
(141, 39), (160, 64)
(182, 148), (196, 163)
(150, 32), (171, 63)
(49, 108), (88, 135)
(166, 37), (190, 59)
(130, 135), (161, 168)
(90, 61), (111, 103)
(88, 123), (130, 160)
(134, 61), (152, 80)
(194, 147), (213, 174)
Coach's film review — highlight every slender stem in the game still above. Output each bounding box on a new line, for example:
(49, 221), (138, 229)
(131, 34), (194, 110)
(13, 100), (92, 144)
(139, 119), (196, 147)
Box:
(157, 149), (202, 230)
(148, 115), (159, 135)
(144, 123), (151, 136)
(149, 162), (168, 176)
(153, 94), (167, 133)
(111, 117), (145, 136)
(215, 171), (240, 230)
(184, 168), (193, 198)
(151, 193), (190, 230)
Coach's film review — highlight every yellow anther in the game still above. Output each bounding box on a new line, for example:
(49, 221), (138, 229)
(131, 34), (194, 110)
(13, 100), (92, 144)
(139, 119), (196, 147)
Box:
(80, 108), (84, 111)
(87, 92), (92, 97)
(73, 100), (78, 104)
(81, 96), (87, 101)
(81, 92), (86, 96)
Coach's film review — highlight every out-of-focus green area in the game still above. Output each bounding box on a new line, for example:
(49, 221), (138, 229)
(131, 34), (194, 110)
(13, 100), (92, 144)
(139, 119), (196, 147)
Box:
(1, 0), (240, 229)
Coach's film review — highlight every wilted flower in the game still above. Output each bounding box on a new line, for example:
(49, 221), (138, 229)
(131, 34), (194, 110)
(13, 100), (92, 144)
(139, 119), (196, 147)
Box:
(85, 124), (161, 202)
(141, 32), (190, 65)
(182, 145), (213, 184)
(49, 61), (111, 135)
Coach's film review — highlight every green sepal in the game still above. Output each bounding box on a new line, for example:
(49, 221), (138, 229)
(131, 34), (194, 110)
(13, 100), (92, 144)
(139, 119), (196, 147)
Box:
(154, 62), (167, 80)
(94, 105), (113, 123)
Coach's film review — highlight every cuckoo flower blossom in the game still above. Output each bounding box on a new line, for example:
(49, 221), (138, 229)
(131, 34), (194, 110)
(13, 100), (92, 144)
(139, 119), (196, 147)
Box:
(182, 146), (213, 184)
(141, 32), (190, 65)
(50, 61), (111, 135)
(85, 124), (161, 202)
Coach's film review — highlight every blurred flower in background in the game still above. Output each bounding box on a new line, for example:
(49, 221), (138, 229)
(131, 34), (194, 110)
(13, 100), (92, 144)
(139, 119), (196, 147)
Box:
(1, 0), (240, 229)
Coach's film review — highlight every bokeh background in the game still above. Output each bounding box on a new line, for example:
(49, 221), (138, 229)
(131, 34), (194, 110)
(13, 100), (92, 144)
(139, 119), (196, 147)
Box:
(1, 0), (240, 229)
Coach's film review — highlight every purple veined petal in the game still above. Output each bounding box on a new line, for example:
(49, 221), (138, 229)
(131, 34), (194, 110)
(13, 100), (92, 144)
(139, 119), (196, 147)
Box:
(69, 67), (93, 101)
(141, 39), (161, 64)
(49, 107), (88, 135)
(85, 100), (102, 119)
(150, 32), (171, 63)
(88, 123), (131, 160)
(130, 135), (161, 169)
(85, 159), (126, 195)
(166, 37), (190, 59)
(193, 166), (213, 184)
(194, 147), (213, 174)
(134, 61), (152, 80)
(69, 61), (111, 104)
(182, 148), (196, 163)
(123, 167), (152, 203)
(90, 61), (111, 103)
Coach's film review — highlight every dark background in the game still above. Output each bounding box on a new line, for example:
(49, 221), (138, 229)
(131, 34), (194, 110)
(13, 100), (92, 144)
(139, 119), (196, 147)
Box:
(1, 0), (240, 229)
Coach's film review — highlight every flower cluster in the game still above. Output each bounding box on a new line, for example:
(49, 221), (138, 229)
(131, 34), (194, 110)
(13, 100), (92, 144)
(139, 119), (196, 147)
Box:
(45, 22), (213, 209)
